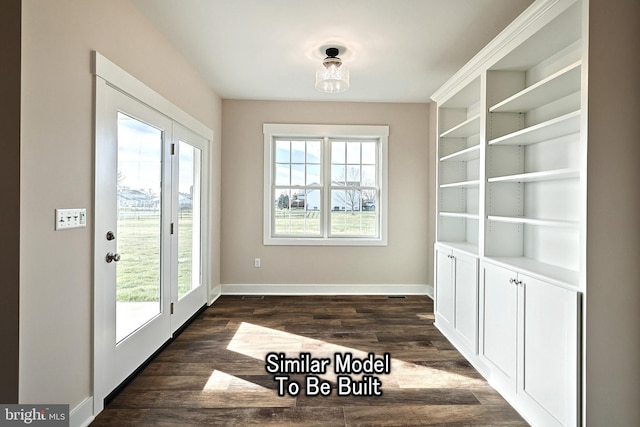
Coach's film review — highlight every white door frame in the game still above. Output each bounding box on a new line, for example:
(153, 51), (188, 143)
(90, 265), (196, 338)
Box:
(92, 51), (213, 414)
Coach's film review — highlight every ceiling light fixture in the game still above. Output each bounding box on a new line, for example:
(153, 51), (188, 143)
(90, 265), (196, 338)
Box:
(315, 47), (350, 93)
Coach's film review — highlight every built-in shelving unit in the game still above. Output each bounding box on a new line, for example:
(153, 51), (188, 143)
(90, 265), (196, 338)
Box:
(436, 76), (481, 252)
(431, 1), (585, 426)
(484, 0), (583, 280)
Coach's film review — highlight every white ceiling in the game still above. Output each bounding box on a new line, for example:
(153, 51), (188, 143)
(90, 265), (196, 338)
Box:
(131, 0), (534, 103)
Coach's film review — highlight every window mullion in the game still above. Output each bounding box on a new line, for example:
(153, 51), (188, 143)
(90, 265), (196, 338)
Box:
(322, 136), (330, 239)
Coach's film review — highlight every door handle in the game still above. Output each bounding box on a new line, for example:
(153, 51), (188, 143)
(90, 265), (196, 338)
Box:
(105, 252), (121, 263)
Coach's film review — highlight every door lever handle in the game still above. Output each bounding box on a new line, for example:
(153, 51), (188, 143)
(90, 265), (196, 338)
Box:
(106, 252), (121, 263)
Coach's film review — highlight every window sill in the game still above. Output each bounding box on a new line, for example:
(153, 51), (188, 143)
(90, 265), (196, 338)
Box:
(264, 236), (388, 247)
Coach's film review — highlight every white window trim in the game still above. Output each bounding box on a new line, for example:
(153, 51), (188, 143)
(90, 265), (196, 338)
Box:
(263, 123), (389, 246)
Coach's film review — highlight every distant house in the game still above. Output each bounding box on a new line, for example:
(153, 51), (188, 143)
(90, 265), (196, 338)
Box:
(117, 188), (160, 209)
(179, 192), (193, 210)
(289, 187), (374, 212)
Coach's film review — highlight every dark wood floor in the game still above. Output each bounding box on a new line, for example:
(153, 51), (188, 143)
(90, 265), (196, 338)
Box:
(91, 295), (528, 426)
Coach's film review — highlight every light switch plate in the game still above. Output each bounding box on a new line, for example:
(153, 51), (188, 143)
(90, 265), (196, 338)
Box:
(56, 208), (87, 230)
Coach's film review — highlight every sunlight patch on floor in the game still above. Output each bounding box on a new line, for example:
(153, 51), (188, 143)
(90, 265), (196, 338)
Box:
(416, 313), (435, 321)
(203, 369), (269, 391)
(226, 321), (485, 389)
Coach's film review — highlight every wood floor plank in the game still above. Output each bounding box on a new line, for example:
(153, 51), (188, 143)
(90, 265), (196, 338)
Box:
(296, 388), (480, 407)
(344, 404), (529, 426)
(108, 389), (296, 409)
(92, 295), (528, 426)
(91, 407), (346, 427)
(138, 362), (218, 377)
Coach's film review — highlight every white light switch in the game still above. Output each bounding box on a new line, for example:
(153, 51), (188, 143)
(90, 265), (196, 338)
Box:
(56, 208), (87, 230)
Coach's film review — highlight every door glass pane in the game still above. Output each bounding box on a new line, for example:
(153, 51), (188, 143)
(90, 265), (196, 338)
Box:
(116, 112), (162, 343)
(178, 141), (202, 299)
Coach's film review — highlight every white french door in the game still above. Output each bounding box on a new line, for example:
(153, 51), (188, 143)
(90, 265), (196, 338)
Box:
(94, 76), (208, 411)
(170, 124), (208, 333)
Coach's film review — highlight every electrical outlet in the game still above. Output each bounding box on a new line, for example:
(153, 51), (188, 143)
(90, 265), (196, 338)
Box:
(254, 258), (261, 268)
(56, 208), (87, 230)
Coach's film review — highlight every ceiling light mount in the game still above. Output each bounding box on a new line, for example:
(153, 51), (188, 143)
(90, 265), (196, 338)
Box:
(325, 47), (340, 58)
(315, 46), (350, 93)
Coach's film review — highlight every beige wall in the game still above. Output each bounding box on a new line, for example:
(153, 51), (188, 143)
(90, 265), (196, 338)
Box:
(221, 100), (432, 288)
(20, 0), (221, 411)
(586, 0), (640, 424)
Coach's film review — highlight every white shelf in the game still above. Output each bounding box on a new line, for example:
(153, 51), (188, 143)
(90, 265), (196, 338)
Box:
(440, 145), (480, 162)
(488, 111), (581, 146)
(436, 241), (479, 256)
(440, 212), (479, 220)
(440, 179), (480, 189)
(488, 215), (579, 228)
(489, 61), (581, 113)
(440, 115), (481, 138)
(485, 256), (579, 288)
(488, 168), (579, 183)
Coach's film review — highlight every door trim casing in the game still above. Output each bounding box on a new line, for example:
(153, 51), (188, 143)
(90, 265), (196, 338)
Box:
(92, 52), (213, 141)
(92, 51), (213, 415)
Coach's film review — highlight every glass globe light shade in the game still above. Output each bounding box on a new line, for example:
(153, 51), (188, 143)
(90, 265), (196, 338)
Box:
(315, 58), (350, 93)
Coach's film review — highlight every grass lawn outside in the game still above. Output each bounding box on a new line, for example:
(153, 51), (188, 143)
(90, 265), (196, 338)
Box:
(116, 209), (195, 302)
(274, 208), (377, 236)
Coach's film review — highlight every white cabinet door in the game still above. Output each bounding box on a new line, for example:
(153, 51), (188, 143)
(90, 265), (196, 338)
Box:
(480, 262), (581, 426)
(480, 262), (518, 390)
(435, 246), (479, 359)
(454, 252), (478, 353)
(435, 248), (454, 328)
(519, 273), (580, 427)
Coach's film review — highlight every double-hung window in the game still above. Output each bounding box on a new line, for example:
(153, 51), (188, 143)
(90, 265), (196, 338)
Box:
(263, 124), (388, 246)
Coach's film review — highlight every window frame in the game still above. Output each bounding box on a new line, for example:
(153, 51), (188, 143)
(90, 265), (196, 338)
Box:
(263, 123), (389, 246)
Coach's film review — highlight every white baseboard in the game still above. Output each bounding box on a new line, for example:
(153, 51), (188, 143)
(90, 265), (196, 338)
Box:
(209, 285), (222, 305)
(70, 396), (94, 427)
(220, 283), (430, 296)
(425, 284), (434, 299)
